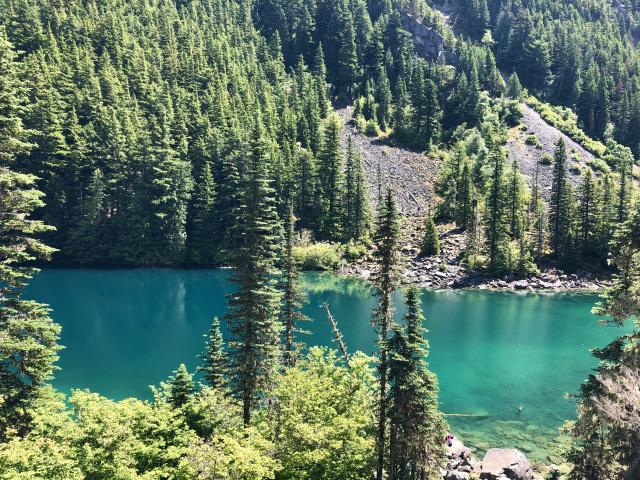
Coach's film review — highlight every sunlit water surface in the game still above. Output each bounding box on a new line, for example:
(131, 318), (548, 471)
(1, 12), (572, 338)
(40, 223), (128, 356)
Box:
(26, 269), (633, 462)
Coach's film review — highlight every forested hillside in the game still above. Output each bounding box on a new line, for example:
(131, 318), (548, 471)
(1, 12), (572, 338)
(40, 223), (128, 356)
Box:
(451, 0), (640, 155)
(2, 0), (640, 479)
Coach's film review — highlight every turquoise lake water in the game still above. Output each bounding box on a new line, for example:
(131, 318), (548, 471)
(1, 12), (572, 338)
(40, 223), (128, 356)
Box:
(25, 269), (633, 462)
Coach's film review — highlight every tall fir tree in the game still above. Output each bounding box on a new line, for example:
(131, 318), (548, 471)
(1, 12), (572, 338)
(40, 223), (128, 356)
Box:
(200, 316), (226, 389)
(372, 188), (402, 480)
(549, 139), (575, 260)
(280, 202), (310, 367)
(224, 124), (283, 426)
(0, 28), (60, 439)
(187, 161), (216, 264)
(317, 114), (344, 241)
(484, 145), (509, 272)
(388, 287), (447, 480)
(167, 364), (194, 408)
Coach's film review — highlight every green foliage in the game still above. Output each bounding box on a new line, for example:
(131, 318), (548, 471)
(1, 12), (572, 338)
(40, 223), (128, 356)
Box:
(526, 97), (607, 157)
(549, 139), (577, 262)
(0, 38), (61, 438)
(200, 317), (226, 389)
(343, 240), (368, 262)
(371, 188), (402, 480)
(421, 216), (440, 257)
(166, 364), (195, 409)
(388, 288), (447, 479)
(280, 204), (310, 367)
(225, 125), (283, 426)
(259, 348), (377, 480)
(568, 203), (640, 479)
(293, 243), (343, 271)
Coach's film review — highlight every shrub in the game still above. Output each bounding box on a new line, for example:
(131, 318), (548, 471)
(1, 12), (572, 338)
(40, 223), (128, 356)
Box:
(570, 163), (582, 175)
(525, 96), (607, 157)
(354, 114), (366, 132)
(587, 158), (612, 174)
(343, 240), (367, 262)
(364, 119), (380, 137)
(540, 153), (553, 166)
(293, 243), (342, 271)
(525, 134), (540, 147)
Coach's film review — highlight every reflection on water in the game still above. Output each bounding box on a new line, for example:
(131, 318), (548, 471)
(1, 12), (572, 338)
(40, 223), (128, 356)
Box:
(26, 269), (631, 463)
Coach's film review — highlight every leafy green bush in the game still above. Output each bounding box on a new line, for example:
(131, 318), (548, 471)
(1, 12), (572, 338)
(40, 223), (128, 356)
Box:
(526, 96), (607, 157)
(587, 158), (612, 174)
(343, 241), (368, 262)
(364, 119), (380, 137)
(354, 114), (367, 132)
(569, 163), (583, 175)
(540, 153), (553, 165)
(525, 134), (541, 147)
(293, 243), (342, 271)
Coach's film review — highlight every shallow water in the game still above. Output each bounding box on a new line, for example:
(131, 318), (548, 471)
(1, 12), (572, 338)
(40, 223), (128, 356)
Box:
(26, 269), (632, 462)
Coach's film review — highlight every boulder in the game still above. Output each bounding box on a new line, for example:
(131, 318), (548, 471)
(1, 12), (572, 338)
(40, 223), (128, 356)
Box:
(480, 449), (535, 480)
(513, 280), (529, 290)
(445, 472), (470, 480)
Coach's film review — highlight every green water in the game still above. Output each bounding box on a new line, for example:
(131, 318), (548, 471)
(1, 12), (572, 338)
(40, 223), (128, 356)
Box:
(25, 269), (632, 463)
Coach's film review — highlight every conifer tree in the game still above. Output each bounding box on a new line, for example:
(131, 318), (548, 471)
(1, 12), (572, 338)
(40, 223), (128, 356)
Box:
(280, 203), (309, 367)
(372, 188), (402, 480)
(577, 170), (603, 259)
(485, 146), (509, 271)
(167, 364), (195, 408)
(507, 158), (526, 240)
(388, 287), (447, 480)
(313, 43), (330, 119)
(317, 114), (344, 240)
(549, 139), (575, 259)
(421, 215), (440, 257)
(344, 137), (371, 242)
(506, 72), (523, 99)
(0, 29), (60, 439)
(187, 161), (216, 264)
(456, 161), (474, 231)
(200, 317), (226, 389)
(225, 125), (283, 426)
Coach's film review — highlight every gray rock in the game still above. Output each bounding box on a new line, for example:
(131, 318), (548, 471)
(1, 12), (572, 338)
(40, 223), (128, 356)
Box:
(480, 449), (535, 480)
(445, 472), (470, 480)
(513, 280), (529, 290)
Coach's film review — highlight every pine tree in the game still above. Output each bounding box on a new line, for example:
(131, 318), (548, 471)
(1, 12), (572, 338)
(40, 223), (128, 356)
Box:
(280, 203), (310, 367)
(485, 146), (509, 272)
(313, 43), (330, 118)
(187, 161), (216, 264)
(225, 125), (283, 426)
(577, 170), (603, 258)
(0, 29), (60, 439)
(66, 168), (106, 263)
(317, 114), (344, 240)
(421, 215), (440, 257)
(388, 287), (447, 480)
(507, 158), (526, 240)
(200, 317), (226, 389)
(344, 137), (371, 242)
(506, 72), (523, 99)
(372, 188), (402, 480)
(549, 139), (574, 259)
(456, 162), (474, 231)
(167, 364), (195, 408)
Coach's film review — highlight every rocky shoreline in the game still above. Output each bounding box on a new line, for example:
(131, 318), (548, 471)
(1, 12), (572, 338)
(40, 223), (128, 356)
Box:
(340, 217), (612, 293)
(444, 439), (548, 480)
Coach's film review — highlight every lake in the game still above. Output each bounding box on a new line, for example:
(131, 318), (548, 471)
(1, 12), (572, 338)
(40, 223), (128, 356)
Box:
(26, 269), (632, 463)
